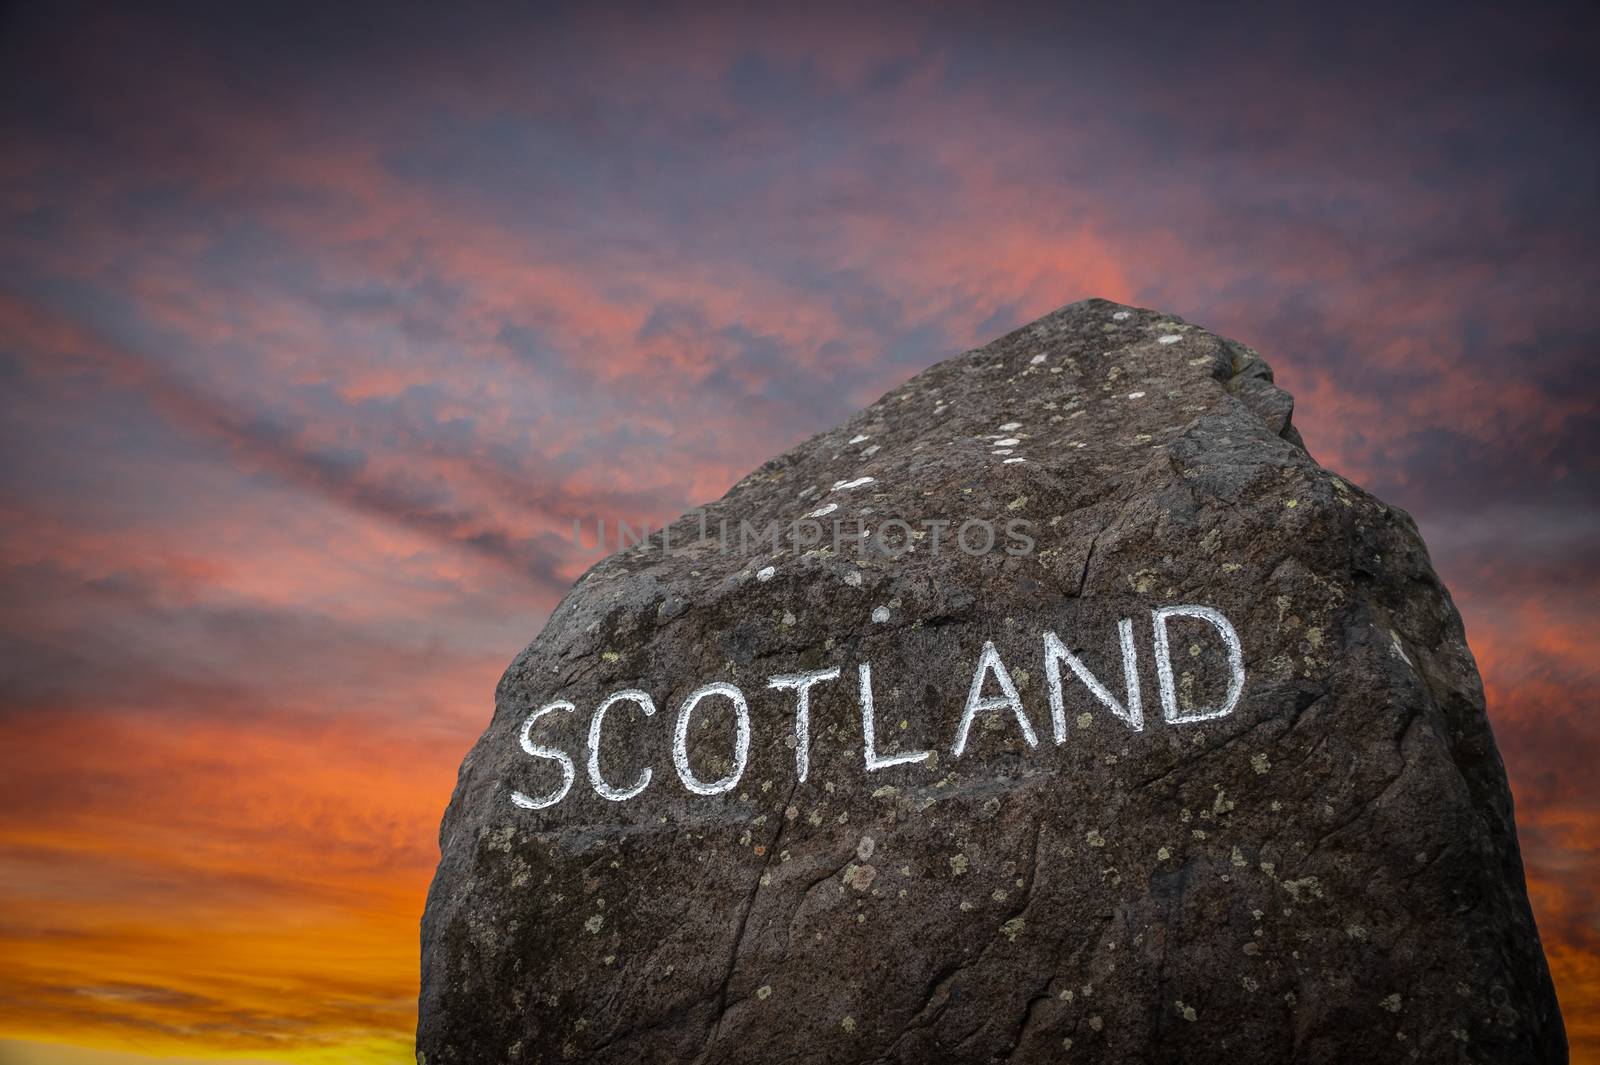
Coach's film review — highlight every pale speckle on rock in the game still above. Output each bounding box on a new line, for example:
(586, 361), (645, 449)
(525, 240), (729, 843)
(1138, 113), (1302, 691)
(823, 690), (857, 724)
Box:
(844, 864), (877, 892)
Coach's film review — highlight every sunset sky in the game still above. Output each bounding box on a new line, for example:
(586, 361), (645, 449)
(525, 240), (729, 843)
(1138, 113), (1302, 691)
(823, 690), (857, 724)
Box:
(1, 1), (1596, 1062)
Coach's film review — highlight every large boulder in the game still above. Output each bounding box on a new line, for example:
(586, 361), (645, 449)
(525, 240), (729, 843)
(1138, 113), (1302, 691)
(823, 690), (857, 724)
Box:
(418, 299), (1565, 1064)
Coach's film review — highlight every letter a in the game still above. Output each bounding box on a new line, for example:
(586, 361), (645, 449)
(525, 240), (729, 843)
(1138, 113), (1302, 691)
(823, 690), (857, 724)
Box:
(952, 641), (1039, 758)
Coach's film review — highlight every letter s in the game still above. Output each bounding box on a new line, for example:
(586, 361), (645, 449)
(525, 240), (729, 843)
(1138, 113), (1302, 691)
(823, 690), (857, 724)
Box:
(511, 700), (576, 810)
(1005, 518), (1035, 556)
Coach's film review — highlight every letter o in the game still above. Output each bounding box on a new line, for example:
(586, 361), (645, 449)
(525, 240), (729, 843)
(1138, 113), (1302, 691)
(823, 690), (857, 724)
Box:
(673, 682), (751, 796)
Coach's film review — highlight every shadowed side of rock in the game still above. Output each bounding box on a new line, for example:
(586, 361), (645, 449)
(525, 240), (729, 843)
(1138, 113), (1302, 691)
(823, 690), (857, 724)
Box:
(418, 299), (1565, 1064)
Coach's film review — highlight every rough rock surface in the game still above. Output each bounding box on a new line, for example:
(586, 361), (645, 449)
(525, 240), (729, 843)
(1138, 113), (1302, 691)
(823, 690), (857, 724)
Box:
(418, 299), (1565, 1064)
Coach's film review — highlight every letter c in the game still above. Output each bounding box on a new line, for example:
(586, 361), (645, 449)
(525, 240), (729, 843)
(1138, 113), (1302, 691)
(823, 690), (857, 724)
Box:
(587, 689), (656, 802)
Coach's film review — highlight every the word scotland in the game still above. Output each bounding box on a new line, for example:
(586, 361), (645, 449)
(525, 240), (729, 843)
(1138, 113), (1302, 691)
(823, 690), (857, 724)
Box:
(511, 603), (1245, 811)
